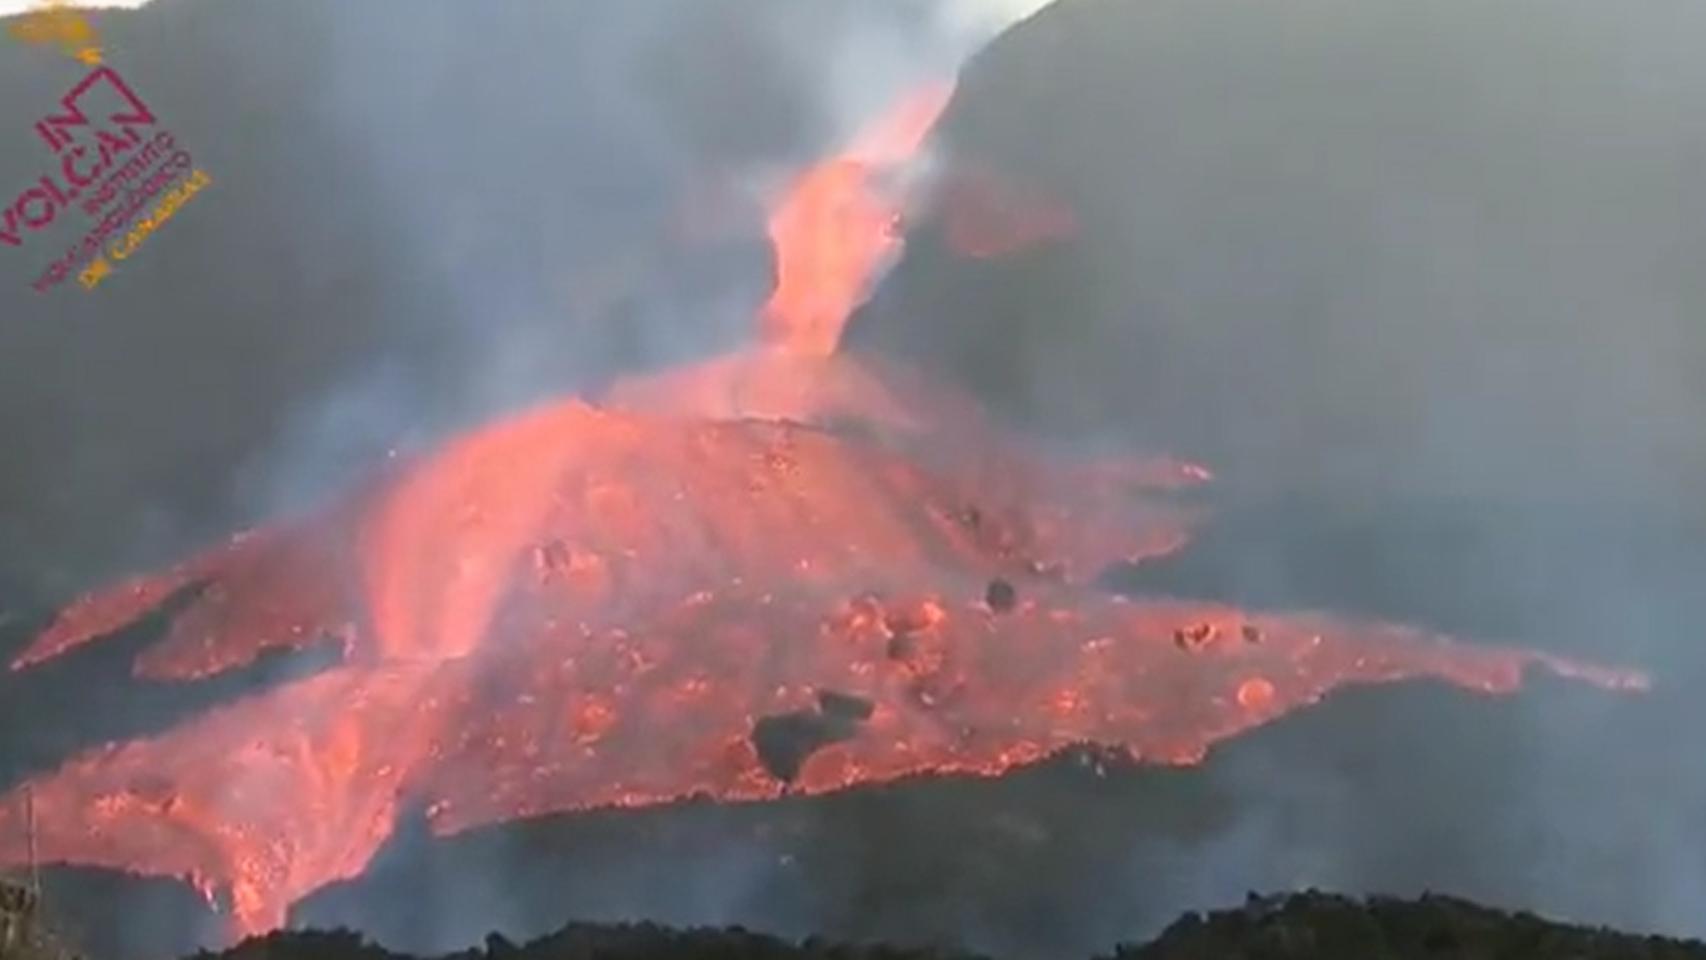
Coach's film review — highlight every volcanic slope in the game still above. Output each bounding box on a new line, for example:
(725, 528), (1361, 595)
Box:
(0, 76), (1645, 944)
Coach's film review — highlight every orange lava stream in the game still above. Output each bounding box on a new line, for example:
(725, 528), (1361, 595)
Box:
(759, 83), (952, 357)
(0, 82), (1648, 941)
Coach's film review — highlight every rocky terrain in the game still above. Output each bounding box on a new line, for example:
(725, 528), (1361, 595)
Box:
(1109, 893), (1706, 960)
(175, 894), (1706, 960)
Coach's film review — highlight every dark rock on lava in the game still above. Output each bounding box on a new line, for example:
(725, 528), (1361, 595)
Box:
(816, 690), (876, 724)
(1171, 623), (1215, 652)
(751, 690), (874, 783)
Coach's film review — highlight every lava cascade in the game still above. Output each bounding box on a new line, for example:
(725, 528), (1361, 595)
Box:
(759, 83), (952, 357)
(0, 81), (1647, 940)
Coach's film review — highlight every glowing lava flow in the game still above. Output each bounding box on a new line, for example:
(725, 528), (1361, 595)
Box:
(760, 83), (952, 357)
(0, 82), (1647, 940)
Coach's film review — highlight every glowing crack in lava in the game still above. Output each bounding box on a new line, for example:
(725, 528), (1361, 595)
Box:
(0, 80), (1646, 938)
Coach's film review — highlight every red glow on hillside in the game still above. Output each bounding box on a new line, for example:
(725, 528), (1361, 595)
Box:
(0, 80), (1646, 941)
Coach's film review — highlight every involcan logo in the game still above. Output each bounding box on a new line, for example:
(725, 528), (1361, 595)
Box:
(4, 1), (214, 293)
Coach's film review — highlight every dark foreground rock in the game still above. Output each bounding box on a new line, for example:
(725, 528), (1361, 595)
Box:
(1103, 892), (1706, 960)
(180, 894), (1706, 960)
(191, 924), (985, 960)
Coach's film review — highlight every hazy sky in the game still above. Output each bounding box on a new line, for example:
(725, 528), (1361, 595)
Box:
(0, 0), (1055, 23)
(0, 0), (145, 14)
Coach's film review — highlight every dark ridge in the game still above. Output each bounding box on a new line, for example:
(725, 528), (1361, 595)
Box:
(180, 894), (1706, 960)
(189, 923), (986, 960)
(1101, 891), (1706, 960)
(849, 0), (1706, 518)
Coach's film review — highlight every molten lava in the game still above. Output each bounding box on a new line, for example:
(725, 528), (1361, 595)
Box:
(0, 80), (1646, 940)
(760, 83), (952, 357)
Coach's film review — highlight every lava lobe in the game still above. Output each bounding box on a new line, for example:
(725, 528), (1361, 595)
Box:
(0, 79), (1647, 940)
